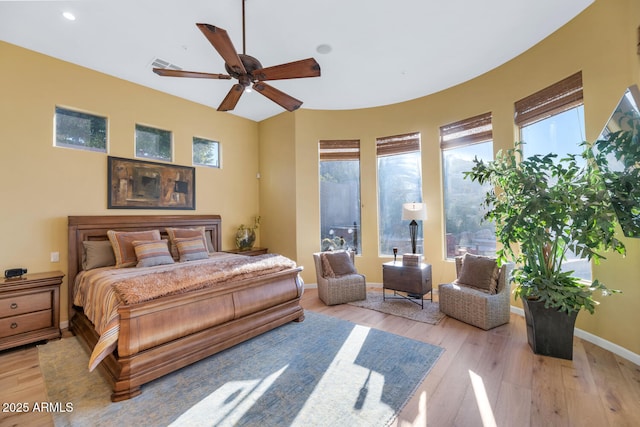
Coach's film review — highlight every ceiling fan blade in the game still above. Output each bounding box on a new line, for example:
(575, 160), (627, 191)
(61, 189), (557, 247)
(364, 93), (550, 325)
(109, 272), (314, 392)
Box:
(196, 23), (246, 75)
(253, 82), (303, 112)
(253, 58), (321, 81)
(217, 84), (245, 111)
(153, 68), (232, 80)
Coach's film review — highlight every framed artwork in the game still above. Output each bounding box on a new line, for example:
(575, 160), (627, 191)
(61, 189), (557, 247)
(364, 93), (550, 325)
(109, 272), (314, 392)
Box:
(108, 156), (195, 209)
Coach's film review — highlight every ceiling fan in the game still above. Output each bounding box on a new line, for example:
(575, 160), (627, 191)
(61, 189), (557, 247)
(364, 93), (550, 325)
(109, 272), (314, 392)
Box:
(152, 1), (321, 112)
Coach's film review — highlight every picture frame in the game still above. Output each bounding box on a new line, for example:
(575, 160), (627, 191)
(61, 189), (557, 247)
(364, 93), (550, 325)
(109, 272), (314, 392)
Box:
(108, 156), (195, 210)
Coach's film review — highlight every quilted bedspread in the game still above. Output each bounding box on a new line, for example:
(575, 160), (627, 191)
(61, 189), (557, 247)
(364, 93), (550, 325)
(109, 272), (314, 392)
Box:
(73, 253), (297, 371)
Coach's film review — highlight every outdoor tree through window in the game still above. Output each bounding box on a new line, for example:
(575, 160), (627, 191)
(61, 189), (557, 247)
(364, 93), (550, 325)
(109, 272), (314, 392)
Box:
(441, 112), (495, 259)
(54, 106), (107, 152)
(377, 132), (423, 255)
(135, 124), (172, 162)
(193, 137), (220, 168)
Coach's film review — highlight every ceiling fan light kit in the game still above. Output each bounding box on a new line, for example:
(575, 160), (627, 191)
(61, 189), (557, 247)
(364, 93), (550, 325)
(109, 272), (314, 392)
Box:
(152, 3), (320, 113)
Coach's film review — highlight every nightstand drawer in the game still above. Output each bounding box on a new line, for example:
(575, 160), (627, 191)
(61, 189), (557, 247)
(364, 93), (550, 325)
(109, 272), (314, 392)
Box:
(0, 291), (51, 318)
(0, 309), (52, 339)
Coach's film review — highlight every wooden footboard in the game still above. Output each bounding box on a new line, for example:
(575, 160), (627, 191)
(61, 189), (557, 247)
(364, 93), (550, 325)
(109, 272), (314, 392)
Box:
(67, 215), (305, 401)
(71, 267), (304, 401)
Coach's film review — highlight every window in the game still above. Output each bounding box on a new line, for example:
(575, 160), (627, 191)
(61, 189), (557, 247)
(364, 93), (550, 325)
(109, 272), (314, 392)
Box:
(377, 132), (423, 255)
(54, 106), (107, 152)
(193, 137), (220, 168)
(135, 124), (172, 161)
(441, 112), (495, 259)
(319, 140), (361, 253)
(515, 71), (590, 281)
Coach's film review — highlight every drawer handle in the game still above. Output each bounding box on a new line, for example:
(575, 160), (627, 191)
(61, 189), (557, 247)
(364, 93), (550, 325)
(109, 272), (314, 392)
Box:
(10, 303), (18, 309)
(10, 322), (18, 329)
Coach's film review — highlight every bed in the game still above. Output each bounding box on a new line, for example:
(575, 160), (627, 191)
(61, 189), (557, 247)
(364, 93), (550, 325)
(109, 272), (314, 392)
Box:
(67, 215), (304, 402)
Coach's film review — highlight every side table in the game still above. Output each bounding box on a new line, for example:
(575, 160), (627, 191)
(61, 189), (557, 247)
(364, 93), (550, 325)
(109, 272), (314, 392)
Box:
(224, 247), (268, 256)
(0, 271), (64, 351)
(382, 261), (432, 308)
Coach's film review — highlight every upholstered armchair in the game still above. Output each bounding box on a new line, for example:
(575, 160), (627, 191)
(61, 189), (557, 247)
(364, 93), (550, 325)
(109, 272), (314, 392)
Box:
(313, 251), (367, 305)
(438, 253), (514, 330)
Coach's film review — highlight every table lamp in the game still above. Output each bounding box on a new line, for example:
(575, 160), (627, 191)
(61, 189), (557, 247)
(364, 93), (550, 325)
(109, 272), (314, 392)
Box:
(402, 202), (427, 254)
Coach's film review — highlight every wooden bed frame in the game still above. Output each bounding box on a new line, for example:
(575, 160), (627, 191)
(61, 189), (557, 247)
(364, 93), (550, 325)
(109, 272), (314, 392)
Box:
(67, 215), (304, 401)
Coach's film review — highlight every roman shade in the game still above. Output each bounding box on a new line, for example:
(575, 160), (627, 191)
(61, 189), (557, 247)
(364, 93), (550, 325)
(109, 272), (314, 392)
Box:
(319, 140), (360, 161)
(376, 132), (420, 156)
(440, 112), (493, 150)
(514, 71), (583, 127)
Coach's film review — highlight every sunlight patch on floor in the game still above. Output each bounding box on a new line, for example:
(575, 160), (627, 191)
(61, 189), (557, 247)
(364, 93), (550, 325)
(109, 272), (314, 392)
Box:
(168, 365), (288, 426)
(292, 324), (393, 424)
(469, 370), (497, 427)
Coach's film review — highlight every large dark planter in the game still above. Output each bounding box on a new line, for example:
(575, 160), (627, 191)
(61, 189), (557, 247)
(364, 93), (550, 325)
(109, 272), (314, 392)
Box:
(522, 298), (579, 360)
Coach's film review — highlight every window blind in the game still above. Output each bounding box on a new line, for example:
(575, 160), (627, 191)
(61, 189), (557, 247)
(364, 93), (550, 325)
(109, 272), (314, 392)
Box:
(376, 132), (420, 157)
(440, 112), (492, 150)
(319, 139), (360, 161)
(514, 71), (583, 127)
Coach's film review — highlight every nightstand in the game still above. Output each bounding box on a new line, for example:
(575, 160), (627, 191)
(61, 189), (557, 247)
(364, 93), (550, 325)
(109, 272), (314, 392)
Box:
(382, 261), (432, 308)
(224, 247), (268, 256)
(0, 271), (64, 351)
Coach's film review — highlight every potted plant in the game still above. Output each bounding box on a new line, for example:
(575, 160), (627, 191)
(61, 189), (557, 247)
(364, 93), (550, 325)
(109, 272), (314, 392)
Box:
(465, 142), (626, 359)
(235, 216), (260, 250)
(321, 231), (347, 252)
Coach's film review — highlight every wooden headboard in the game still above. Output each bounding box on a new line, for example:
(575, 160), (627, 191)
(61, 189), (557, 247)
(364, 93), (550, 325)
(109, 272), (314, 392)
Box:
(67, 215), (222, 320)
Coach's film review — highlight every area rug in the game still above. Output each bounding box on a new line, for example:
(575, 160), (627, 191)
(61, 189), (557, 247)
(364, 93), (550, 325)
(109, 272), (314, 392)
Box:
(38, 311), (443, 427)
(348, 291), (446, 325)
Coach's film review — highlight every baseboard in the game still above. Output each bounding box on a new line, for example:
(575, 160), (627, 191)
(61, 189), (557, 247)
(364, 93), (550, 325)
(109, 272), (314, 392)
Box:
(61, 320), (68, 330)
(510, 306), (640, 365)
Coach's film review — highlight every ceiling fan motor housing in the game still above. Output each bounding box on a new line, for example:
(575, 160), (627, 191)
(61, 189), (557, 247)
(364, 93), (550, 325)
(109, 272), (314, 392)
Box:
(225, 54), (263, 82)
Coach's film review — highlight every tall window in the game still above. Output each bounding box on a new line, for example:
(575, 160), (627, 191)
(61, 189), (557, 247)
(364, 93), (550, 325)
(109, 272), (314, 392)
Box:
(441, 112), (495, 259)
(319, 140), (362, 253)
(135, 124), (172, 162)
(377, 132), (423, 255)
(515, 71), (590, 281)
(54, 106), (107, 152)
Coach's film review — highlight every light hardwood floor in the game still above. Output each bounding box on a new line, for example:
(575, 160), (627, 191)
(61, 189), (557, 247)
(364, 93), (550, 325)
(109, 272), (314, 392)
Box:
(1, 287), (639, 426)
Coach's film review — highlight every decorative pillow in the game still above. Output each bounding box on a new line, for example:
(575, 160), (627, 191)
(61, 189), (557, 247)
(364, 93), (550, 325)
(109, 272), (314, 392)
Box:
(320, 251), (356, 278)
(175, 236), (209, 262)
(107, 229), (161, 268)
(455, 253), (499, 294)
(82, 240), (116, 270)
(132, 239), (174, 268)
(166, 227), (213, 259)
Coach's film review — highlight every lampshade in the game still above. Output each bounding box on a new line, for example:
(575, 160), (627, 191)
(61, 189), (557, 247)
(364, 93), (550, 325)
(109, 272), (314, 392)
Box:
(402, 202), (427, 221)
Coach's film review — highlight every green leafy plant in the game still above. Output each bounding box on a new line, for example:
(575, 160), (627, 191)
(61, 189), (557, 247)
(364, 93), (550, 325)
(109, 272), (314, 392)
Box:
(465, 143), (626, 314)
(592, 109), (640, 237)
(321, 235), (346, 251)
(237, 216), (260, 233)
(235, 216), (260, 250)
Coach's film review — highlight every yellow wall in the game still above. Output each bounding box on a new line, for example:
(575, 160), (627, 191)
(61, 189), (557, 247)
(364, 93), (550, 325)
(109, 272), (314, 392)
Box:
(260, 0), (640, 354)
(258, 112), (297, 259)
(1, 0), (638, 355)
(0, 41), (261, 323)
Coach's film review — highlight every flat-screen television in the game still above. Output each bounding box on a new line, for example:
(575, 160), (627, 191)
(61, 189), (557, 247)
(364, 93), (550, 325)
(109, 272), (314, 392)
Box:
(593, 84), (640, 237)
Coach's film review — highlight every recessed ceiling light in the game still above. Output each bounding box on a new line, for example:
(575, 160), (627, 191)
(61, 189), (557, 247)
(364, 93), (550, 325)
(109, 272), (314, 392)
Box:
(62, 12), (76, 21)
(316, 44), (332, 54)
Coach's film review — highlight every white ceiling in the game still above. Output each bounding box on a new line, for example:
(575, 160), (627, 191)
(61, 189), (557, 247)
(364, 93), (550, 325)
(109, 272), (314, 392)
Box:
(0, 0), (594, 122)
